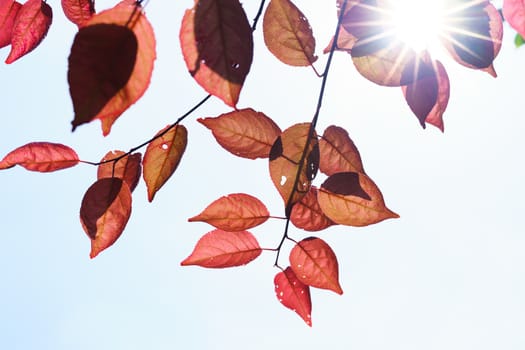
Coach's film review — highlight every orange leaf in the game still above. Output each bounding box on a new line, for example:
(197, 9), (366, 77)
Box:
(290, 186), (336, 232)
(97, 151), (142, 192)
(318, 172), (399, 226)
(441, 1), (502, 76)
(319, 125), (364, 176)
(269, 123), (318, 211)
(61, 0), (95, 27)
(142, 124), (187, 202)
(69, 1), (156, 135)
(402, 58), (449, 132)
(0, 0), (21, 48)
(5, 0), (52, 64)
(274, 267), (312, 326)
(181, 229), (262, 268)
(198, 108), (281, 159)
(289, 237), (343, 295)
(263, 0), (317, 66)
(180, 0), (253, 107)
(189, 193), (270, 231)
(0, 142), (79, 172)
(79, 178), (132, 258)
(503, 0), (525, 38)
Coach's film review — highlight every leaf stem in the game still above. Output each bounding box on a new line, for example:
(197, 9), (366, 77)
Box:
(272, 0), (349, 268)
(80, 94), (212, 166)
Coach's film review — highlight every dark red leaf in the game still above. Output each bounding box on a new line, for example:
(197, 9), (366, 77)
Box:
(0, 0), (21, 48)
(6, 0), (52, 64)
(289, 237), (343, 294)
(61, 0), (95, 27)
(97, 151), (142, 192)
(189, 193), (270, 231)
(181, 229), (262, 268)
(180, 0), (253, 107)
(274, 267), (312, 326)
(441, 1), (502, 76)
(0, 142), (79, 172)
(79, 178), (132, 258)
(69, 1), (156, 135)
(199, 109), (281, 159)
(402, 58), (450, 131)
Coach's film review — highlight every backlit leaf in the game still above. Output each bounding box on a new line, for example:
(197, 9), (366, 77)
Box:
(181, 229), (262, 268)
(189, 193), (270, 231)
(319, 125), (364, 176)
(61, 0), (95, 27)
(402, 58), (449, 131)
(143, 124), (187, 202)
(290, 186), (336, 232)
(199, 108), (281, 159)
(97, 151), (142, 192)
(79, 178), (132, 258)
(269, 123), (318, 212)
(504, 0), (525, 38)
(69, 1), (156, 135)
(5, 0), (52, 64)
(0, 0), (21, 48)
(441, 1), (502, 76)
(318, 171), (399, 226)
(180, 0), (253, 107)
(352, 39), (436, 87)
(289, 237), (343, 294)
(274, 267), (312, 326)
(0, 142), (79, 172)
(263, 0), (317, 66)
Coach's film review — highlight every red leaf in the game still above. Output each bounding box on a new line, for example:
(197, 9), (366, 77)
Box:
(318, 171), (399, 226)
(441, 1), (502, 76)
(69, 1), (156, 135)
(61, 0), (95, 27)
(97, 151), (142, 192)
(5, 0), (52, 64)
(503, 0), (525, 38)
(269, 123), (319, 211)
(189, 193), (270, 231)
(181, 229), (262, 268)
(274, 267), (312, 326)
(289, 237), (343, 295)
(263, 0), (317, 66)
(198, 108), (281, 159)
(319, 125), (364, 176)
(142, 124), (187, 202)
(402, 58), (450, 132)
(0, 142), (79, 172)
(180, 0), (253, 107)
(79, 178), (132, 258)
(0, 0), (21, 48)
(290, 186), (336, 232)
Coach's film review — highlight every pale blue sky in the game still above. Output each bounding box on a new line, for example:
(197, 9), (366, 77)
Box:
(1, 1), (524, 349)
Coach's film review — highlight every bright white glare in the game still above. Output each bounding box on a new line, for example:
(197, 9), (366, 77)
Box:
(388, 0), (445, 51)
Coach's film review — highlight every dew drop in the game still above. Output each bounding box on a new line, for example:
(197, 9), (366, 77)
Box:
(161, 143), (168, 150)
(279, 291), (284, 297)
(280, 176), (287, 186)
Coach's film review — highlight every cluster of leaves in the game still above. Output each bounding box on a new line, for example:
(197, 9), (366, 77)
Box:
(1, 0), (524, 325)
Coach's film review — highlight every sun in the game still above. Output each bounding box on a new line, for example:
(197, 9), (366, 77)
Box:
(386, 0), (446, 52)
